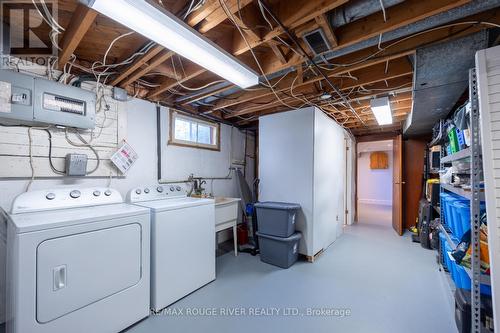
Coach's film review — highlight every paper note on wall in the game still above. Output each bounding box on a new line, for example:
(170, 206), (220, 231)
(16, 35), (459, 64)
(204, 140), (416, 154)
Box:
(110, 141), (138, 174)
(0, 81), (12, 113)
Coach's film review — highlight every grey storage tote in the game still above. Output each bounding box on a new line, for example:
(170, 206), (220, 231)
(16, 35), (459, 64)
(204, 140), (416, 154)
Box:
(254, 202), (301, 237)
(256, 232), (302, 268)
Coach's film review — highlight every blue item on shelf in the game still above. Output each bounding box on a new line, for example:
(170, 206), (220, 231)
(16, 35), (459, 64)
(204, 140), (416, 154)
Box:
(451, 260), (491, 296)
(443, 195), (468, 237)
(444, 240), (453, 270)
(441, 193), (451, 227)
(456, 127), (466, 149)
(440, 232), (448, 269)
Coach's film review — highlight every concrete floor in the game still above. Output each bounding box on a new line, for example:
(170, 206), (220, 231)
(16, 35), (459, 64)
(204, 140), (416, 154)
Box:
(0, 203), (455, 333)
(124, 203), (457, 333)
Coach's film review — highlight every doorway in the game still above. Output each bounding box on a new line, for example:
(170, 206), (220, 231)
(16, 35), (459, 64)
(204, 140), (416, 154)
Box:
(356, 140), (394, 226)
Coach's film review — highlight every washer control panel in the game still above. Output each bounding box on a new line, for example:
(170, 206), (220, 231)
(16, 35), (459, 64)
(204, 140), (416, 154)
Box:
(126, 184), (187, 203)
(11, 187), (123, 214)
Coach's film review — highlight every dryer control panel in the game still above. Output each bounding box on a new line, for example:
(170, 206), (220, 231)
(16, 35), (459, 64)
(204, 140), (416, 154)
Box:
(127, 184), (187, 203)
(11, 187), (123, 214)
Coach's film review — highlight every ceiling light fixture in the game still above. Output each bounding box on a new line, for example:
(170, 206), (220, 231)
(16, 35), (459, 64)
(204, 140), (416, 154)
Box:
(82, 0), (259, 88)
(370, 97), (393, 125)
(319, 92), (332, 100)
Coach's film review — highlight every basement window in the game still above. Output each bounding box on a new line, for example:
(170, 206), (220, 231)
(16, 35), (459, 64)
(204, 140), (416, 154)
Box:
(169, 110), (220, 151)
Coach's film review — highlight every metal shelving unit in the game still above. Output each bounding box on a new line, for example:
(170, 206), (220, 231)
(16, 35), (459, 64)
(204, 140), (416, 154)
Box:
(438, 69), (487, 333)
(441, 183), (485, 201)
(441, 147), (471, 163)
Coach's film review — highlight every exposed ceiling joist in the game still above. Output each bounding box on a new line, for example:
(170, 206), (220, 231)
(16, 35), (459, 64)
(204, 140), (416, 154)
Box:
(224, 58), (413, 119)
(57, 4), (98, 70)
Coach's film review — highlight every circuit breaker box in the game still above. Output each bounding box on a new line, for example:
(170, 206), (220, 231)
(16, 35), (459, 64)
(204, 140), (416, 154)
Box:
(0, 70), (96, 129)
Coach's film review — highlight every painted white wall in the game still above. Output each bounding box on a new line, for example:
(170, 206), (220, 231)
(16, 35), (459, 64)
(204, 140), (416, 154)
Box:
(0, 99), (255, 213)
(313, 108), (346, 249)
(357, 150), (393, 206)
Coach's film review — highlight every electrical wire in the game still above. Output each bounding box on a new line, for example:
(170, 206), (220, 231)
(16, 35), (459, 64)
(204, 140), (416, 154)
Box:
(43, 129), (66, 175)
(64, 128), (100, 174)
(26, 125), (52, 192)
(170, 56), (226, 91)
(219, 0), (297, 110)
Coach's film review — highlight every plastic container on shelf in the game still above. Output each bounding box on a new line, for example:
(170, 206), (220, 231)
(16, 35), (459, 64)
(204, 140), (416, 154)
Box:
(443, 195), (468, 236)
(454, 202), (486, 240)
(456, 127), (466, 150)
(439, 232), (448, 269)
(444, 240), (453, 271)
(441, 193), (452, 227)
(450, 260), (492, 296)
(448, 126), (460, 153)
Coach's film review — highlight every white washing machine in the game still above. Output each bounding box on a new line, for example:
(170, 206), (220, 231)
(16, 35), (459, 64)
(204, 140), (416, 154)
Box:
(127, 184), (215, 312)
(3, 187), (151, 333)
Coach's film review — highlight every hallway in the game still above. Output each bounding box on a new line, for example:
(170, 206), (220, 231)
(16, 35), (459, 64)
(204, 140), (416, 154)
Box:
(357, 202), (393, 226)
(125, 210), (457, 333)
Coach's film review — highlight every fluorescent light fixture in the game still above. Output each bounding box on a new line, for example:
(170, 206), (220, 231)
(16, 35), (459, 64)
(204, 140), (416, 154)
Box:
(82, 0), (259, 88)
(370, 97), (393, 125)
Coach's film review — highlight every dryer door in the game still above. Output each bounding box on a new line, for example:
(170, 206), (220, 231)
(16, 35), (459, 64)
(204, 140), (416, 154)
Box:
(36, 223), (142, 323)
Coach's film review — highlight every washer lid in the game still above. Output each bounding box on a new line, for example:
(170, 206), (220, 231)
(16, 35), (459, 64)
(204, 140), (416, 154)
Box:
(132, 197), (214, 212)
(8, 203), (150, 233)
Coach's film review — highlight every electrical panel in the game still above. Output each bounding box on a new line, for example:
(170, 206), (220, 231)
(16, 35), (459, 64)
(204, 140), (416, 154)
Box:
(0, 70), (96, 129)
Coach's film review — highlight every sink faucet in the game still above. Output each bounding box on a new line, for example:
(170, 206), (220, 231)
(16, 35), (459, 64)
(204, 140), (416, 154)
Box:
(193, 179), (206, 196)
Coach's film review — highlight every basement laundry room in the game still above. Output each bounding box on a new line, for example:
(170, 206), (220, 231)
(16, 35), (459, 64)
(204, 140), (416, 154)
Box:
(1, 1), (500, 333)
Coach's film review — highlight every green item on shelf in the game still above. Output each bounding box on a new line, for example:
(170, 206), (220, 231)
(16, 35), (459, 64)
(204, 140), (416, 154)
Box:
(448, 126), (459, 153)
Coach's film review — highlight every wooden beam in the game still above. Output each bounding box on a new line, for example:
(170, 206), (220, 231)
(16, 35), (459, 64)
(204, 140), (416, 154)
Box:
(268, 41), (287, 64)
(110, 44), (164, 86)
(120, 50), (175, 88)
(315, 14), (337, 47)
(57, 4), (98, 70)
(197, 0), (254, 33)
(148, 64), (207, 99)
(185, 0), (220, 26)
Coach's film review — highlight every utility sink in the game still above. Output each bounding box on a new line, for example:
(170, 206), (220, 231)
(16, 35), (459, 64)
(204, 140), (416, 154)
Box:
(214, 197), (241, 256)
(215, 197), (240, 206)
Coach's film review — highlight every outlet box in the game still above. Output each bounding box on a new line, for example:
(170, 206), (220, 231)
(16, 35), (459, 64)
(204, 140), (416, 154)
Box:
(65, 154), (88, 176)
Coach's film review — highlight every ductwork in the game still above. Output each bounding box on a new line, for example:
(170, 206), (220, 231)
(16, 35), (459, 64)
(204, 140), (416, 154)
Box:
(404, 30), (489, 136)
(328, 0), (404, 28)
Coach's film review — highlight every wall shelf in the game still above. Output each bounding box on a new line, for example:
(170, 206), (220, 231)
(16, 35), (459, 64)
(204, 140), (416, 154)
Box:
(441, 147), (471, 163)
(441, 183), (485, 201)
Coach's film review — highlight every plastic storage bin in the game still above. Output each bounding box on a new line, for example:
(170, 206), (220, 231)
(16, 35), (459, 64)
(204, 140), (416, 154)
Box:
(254, 202), (301, 237)
(441, 193), (452, 227)
(454, 202), (486, 240)
(256, 232), (301, 268)
(439, 232), (447, 268)
(450, 260), (491, 295)
(451, 202), (467, 238)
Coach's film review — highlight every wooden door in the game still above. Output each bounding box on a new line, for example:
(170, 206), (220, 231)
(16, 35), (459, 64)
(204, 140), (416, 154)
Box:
(392, 135), (403, 235)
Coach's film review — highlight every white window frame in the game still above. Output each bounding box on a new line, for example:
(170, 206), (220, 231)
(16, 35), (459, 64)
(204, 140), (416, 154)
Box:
(169, 110), (220, 151)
